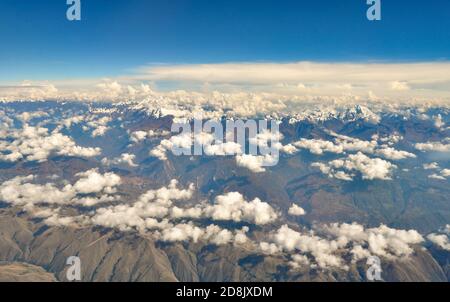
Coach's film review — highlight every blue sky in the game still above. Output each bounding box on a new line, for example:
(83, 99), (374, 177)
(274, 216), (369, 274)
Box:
(0, 0), (449, 82)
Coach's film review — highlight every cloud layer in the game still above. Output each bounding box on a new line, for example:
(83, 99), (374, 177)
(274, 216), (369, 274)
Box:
(2, 62), (450, 111)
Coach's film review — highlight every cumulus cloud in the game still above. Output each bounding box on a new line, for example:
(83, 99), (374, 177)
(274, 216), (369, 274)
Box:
(15, 174), (278, 235)
(292, 139), (345, 155)
(204, 192), (278, 225)
(428, 168), (450, 180)
(158, 223), (249, 246)
(423, 162), (439, 170)
(150, 133), (193, 161)
(87, 182), (259, 246)
(271, 225), (345, 268)
(288, 204), (306, 216)
(73, 169), (122, 195)
(312, 152), (396, 181)
(0, 82), (58, 100)
(0, 175), (76, 206)
(428, 174), (446, 180)
(93, 182), (277, 231)
(102, 153), (138, 167)
(374, 147), (416, 161)
(149, 128), (246, 161)
(91, 179), (195, 230)
(0, 169), (122, 210)
(204, 141), (243, 156)
(61, 115), (84, 129)
(324, 223), (424, 259)
(235, 154), (277, 173)
(85, 116), (112, 137)
(259, 222), (424, 269)
(390, 81), (410, 91)
(0, 172), (432, 270)
(96, 81), (122, 98)
(285, 133), (415, 161)
(249, 129), (284, 152)
(149, 126), (282, 173)
(415, 141), (450, 153)
(427, 234), (450, 251)
(17, 111), (48, 122)
(0, 123), (101, 163)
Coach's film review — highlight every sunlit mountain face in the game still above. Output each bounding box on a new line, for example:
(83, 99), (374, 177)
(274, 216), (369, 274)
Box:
(0, 100), (448, 282)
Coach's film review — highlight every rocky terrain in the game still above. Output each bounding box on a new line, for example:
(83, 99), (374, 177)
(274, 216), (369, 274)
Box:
(0, 262), (56, 282)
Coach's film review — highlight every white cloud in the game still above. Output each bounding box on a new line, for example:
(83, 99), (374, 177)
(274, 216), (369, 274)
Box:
(415, 141), (450, 153)
(96, 81), (122, 98)
(286, 134), (415, 161)
(73, 169), (122, 195)
(0, 123), (101, 163)
(292, 139), (344, 155)
(204, 141), (243, 156)
(130, 130), (148, 143)
(428, 168), (450, 180)
(390, 81), (410, 91)
(86, 116), (112, 137)
(159, 223), (248, 246)
(0, 175), (75, 206)
(266, 225), (344, 268)
(92, 179), (195, 231)
(150, 133), (193, 161)
(0, 170), (122, 210)
(427, 234), (450, 251)
(374, 147), (416, 160)
(150, 128), (280, 172)
(102, 153), (137, 167)
(1, 173), (433, 270)
(323, 223), (424, 259)
(61, 115), (84, 129)
(423, 162), (439, 170)
(288, 204), (306, 216)
(441, 169), (450, 177)
(127, 62), (450, 103)
(17, 111), (48, 122)
(235, 154), (277, 173)
(159, 222), (204, 243)
(2, 62), (450, 118)
(204, 192), (278, 225)
(150, 130), (245, 161)
(170, 206), (203, 219)
(312, 152), (396, 181)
